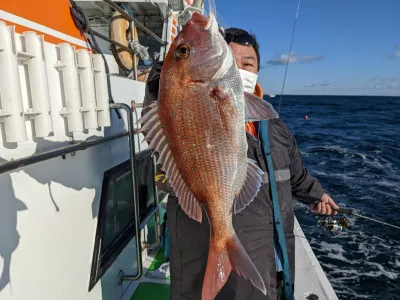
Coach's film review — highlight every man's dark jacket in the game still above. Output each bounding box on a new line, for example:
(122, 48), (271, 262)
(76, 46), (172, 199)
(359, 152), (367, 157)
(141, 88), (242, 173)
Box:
(143, 61), (325, 300)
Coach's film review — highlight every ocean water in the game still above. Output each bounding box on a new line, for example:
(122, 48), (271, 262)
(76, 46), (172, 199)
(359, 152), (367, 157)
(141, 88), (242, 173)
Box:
(272, 95), (400, 300)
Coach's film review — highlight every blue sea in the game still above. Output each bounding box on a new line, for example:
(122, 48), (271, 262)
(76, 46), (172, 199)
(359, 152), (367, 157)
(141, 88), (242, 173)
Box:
(272, 95), (400, 300)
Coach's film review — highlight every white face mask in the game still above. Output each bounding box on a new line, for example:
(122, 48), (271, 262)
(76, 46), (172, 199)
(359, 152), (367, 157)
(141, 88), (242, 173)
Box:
(239, 69), (258, 93)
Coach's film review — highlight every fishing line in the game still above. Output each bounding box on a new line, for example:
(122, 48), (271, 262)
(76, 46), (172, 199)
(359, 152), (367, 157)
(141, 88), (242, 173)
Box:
(318, 209), (400, 234)
(336, 207), (400, 230)
(278, 0), (301, 113)
(296, 194), (400, 231)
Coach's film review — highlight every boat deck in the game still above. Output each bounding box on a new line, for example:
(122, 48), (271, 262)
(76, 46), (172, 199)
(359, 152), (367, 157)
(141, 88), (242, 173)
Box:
(120, 217), (338, 300)
(293, 218), (338, 300)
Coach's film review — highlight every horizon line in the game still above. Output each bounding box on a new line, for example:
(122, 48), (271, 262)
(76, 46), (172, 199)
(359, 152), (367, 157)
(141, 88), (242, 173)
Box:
(263, 94), (400, 97)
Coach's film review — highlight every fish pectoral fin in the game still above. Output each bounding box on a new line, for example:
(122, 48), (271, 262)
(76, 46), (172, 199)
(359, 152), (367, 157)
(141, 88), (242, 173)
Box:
(202, 234), (266, 300)
(244, 92), (279, 122)
(211, 86), (230, 100)
(234, 159), (264, 214)
(212, 86), (238, 138)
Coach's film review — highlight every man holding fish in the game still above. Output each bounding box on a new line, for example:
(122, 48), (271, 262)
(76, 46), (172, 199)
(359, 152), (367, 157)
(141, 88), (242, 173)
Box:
(140, 12), (338, 300)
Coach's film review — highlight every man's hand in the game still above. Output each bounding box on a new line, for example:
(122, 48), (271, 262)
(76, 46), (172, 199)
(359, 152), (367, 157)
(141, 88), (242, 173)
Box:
(309, 193), (339, 215)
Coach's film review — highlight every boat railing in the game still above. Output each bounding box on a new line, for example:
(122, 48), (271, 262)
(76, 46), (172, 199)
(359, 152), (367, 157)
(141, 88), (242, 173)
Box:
(100, 0), (168, 47)
(111, 103), (160, 283)
(69, 0), (168, 80)
(0, 103), (160, 283)
(0, 104), (133, 175)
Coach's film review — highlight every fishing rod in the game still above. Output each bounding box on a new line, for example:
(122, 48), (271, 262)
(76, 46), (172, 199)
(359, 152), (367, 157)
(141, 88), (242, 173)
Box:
(334, 207), (400, 230)
(296, 194), (400, 232)
(317, 207), (400, 235)
(278, 0), (301, 113)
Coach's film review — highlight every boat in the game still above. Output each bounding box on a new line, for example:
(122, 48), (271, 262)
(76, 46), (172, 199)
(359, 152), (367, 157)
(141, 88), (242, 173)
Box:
(0, 1), (338, 299)
(268, 94), (276, 98)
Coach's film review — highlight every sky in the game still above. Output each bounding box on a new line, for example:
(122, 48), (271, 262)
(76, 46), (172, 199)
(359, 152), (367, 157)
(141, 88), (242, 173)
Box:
(213, 0), (400, 96)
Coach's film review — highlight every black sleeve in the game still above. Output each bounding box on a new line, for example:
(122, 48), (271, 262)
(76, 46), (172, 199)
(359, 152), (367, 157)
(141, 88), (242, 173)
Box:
(281, 121), (325, 204)
(142, 61), (164, 116)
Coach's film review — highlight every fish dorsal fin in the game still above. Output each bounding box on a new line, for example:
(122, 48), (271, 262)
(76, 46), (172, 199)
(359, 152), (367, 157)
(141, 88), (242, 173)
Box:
(234, 159), (264, 214)
(138, 103), (203, 223)
(244, 92), (279, 122)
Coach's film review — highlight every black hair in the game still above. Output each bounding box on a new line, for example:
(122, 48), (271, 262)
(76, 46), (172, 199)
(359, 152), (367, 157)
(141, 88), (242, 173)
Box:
(224, 27), (260, 71)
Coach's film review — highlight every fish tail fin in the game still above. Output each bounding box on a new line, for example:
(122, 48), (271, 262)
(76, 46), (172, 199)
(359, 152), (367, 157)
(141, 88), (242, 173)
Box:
(202, 239), (232, 300)
(227, 235), (267, 295)
(201, 234), (266, 300)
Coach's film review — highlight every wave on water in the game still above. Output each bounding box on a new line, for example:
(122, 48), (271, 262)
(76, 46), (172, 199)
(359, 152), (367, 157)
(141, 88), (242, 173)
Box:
(281, 95), (400, 300)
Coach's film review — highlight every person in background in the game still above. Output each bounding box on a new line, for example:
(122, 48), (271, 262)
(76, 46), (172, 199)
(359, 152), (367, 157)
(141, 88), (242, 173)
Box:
(142, 27), (339, 300)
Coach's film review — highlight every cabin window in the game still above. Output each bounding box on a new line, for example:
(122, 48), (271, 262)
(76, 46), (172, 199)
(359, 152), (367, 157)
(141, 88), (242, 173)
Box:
(89, 149), (157, 291)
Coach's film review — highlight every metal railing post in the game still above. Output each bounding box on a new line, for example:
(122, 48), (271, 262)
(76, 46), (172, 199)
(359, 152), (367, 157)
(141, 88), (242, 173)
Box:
(142, 155), (162, 250)
(109, 103), (143, 282)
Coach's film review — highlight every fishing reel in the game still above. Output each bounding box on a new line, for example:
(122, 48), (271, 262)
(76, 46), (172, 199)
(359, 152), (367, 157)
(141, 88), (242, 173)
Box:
(318, 216), (350, 234)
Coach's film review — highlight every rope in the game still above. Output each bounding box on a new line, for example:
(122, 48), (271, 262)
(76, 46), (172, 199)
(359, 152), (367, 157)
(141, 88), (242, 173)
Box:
(130, 40), (150, 61)
(69, 0), (90, 33)
(68, 0), (121, 119)
(278, 0), (301, 113)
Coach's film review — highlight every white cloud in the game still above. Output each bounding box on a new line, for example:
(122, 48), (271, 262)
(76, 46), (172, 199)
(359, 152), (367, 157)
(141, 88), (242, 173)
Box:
(267, 53), (297, 65)
(266, 52), (325, 66)
(392, 52), (400, 58)
(367, 77), (400, 89)
(304, 81), (335, 88)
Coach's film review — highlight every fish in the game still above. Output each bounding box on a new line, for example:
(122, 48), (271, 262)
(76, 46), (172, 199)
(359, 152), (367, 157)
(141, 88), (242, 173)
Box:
(138, 12), (278, 300)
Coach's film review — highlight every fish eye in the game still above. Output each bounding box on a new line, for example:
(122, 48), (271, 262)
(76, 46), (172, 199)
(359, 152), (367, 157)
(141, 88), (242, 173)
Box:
(176, 44), (190, 59)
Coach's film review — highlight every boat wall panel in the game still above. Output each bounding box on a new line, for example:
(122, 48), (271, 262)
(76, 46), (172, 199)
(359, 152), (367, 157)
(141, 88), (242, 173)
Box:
(0, 70), (148, 300)
(0, 137), (125, 300)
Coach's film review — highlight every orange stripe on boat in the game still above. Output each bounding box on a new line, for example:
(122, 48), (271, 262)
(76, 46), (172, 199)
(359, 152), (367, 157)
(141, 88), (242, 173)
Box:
(0, 19), (88, 50)
(0, 0), (86, 42)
